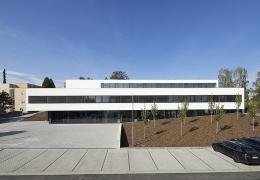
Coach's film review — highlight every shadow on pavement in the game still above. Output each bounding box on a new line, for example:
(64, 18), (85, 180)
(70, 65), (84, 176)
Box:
(0, 130), (26, 138)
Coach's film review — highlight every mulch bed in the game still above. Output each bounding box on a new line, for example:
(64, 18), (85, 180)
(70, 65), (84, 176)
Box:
(122, 113), (260, 147)
(24, 112), (48, 121)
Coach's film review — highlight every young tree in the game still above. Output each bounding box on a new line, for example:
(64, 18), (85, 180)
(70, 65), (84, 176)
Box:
(208, 95), (215, 123)
(150, 103), (159, 128)
(214, 104), (225, 134)
(3, 69), (6, 84)
(42, 77), (56, 88)
(183, 98), (189, 125)
(0, 91), (13, 112)
(178, 103), (186, 137)
(235, 94), (242, 120)
(141, 105), (149, 141)
(218, 68), (234, 88)
(248, 100), (256, 131)
(109, 71), (129, 80)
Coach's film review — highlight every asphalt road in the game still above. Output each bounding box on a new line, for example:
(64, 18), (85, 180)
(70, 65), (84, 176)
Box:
(1, 172), (260, 180)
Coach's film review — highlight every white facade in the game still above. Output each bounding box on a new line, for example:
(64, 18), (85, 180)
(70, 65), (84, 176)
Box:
(65, 80), (219, 89)
(26, 80), (244, 112)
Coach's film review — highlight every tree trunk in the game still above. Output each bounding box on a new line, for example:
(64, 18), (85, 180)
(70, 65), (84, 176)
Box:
(216, 121), (219, 134)
(210, 112), (213, 123)
(253, 118), (255, 131)
(181, 120), (183, 137)
(153, 118), (155, 128)
(237, 108), (239, 120)
(131, 122), (134, 147)
(144, 125), (146, 140)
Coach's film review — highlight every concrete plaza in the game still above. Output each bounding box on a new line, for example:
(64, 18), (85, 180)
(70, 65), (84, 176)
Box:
(0, 121), (121, 149)
(0, 147), (260, 175)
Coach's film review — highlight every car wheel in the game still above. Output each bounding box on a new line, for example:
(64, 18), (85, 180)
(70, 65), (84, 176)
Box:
(212, 144), (218, 152)
(233, 154), (240, 163)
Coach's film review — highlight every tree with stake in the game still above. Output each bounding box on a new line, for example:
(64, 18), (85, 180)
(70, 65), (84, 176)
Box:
(235, 94), (242, 120)
(141, 105), (149, 142)
(178, 103), (185, 137)
(248, 100), (256, 131)
(151, 103), (159, 128)
(208, 95), (215, 123)
(183, 98), (189, 125)
(214, 104), (225, 134)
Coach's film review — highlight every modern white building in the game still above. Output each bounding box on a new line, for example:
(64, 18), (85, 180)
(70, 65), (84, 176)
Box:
(26, 80), (244, 123)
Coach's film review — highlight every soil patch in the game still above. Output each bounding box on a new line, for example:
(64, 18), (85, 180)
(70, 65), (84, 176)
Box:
(122, 113), (260, 147)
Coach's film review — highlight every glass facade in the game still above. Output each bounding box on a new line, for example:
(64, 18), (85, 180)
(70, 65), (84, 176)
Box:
(101, 83), (216, 88)
(48, 109), (236, 123)
(29, 95), (239, 104)
(48, 110), (179, 123)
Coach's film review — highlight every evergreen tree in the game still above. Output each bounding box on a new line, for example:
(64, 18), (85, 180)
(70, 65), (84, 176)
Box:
(42, 77), (56, 88)
(0, 91), (13, 112)
(3, 69), (6, 84)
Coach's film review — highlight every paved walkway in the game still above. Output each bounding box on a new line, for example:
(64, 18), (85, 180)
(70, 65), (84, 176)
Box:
(0, 147), (260, 175)
(0, 121), (121, 149)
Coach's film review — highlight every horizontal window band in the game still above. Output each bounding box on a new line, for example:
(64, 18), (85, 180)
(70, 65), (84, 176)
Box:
(28, 95), (241, 104)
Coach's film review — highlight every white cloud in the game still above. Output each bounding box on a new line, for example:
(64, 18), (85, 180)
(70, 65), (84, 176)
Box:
(0, 69), (64, 88)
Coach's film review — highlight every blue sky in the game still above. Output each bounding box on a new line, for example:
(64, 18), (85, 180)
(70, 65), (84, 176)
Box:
(0, 0), (259, 87)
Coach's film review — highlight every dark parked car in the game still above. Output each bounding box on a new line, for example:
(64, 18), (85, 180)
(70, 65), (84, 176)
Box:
(212, 140), (260, 165)
(235, 137), (260, 153)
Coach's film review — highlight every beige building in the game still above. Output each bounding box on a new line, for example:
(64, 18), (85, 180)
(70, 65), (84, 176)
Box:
(0, 83), (40, 112)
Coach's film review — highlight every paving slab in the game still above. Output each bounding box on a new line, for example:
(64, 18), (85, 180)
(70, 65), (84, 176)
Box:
(149, 149), (184, 171)
(102, 149), (129, 172)
(0, 149), (25, 163)
(129, 149), (157, 172)
(74, 149), (107, 173)
(168, 149), (212, 171)
(189, 148), (238, 170)
(0, 149), (45, 173)
(45, 149), (87, 173)
(15, 149), (67, 173)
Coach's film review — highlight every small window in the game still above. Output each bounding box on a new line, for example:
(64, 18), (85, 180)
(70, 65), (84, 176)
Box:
(67, 96), (83, 103)
(48, 96), (66, 103)
(28, 96), (47, 104)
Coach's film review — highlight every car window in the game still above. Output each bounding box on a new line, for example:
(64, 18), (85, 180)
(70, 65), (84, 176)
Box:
(223, 142), (235, 149)
(242, 146), (256, 153)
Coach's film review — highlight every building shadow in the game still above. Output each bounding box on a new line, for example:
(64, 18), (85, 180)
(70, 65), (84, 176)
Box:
(0, 130), (26, 138)
(120, 126), (129, 147)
